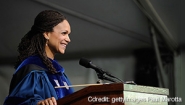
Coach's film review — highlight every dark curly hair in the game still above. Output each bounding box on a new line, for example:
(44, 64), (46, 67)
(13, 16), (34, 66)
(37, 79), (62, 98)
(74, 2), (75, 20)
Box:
(14, 10), (67, 74)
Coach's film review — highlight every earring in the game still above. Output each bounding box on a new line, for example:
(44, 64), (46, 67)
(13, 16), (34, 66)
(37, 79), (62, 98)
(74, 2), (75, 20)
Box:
(46, 38), (49, 46)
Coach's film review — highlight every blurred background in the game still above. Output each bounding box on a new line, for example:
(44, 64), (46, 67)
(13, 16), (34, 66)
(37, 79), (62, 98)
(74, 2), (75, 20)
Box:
(0, 0), (184, 105)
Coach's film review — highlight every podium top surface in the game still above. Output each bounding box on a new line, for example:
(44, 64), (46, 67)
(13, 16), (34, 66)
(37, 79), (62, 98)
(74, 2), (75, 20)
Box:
(124, 84), (169, 95)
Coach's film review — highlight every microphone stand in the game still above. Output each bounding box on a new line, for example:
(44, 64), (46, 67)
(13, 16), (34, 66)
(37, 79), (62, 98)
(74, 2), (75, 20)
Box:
(94, 68), (137, 85)
(96, 71), (137, 85)
(95, 71), (117, 83)
(103, 71), (124, 83)
(91, 64), (123, 83)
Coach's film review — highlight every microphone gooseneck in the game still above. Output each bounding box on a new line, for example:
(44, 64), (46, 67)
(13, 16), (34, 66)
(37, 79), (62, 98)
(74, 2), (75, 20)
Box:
(79, 57), (123, 83)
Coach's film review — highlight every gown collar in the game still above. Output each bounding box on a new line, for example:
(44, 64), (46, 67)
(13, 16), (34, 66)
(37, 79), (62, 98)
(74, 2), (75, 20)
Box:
(16, 55), (64, 73)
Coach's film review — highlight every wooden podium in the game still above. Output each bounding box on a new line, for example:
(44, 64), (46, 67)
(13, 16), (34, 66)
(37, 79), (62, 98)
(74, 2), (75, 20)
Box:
(57, 83), (169, 105)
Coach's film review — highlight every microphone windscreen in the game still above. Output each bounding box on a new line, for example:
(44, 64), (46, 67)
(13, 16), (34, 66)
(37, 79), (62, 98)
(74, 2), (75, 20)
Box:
(79, 58), (91, 68)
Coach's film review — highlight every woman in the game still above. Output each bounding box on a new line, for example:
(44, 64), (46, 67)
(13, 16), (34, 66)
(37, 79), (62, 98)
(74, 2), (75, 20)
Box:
(4, 10), (74, 105)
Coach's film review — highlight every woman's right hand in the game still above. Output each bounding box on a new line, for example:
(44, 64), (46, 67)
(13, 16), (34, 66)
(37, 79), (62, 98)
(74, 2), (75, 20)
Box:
(37, 97), (57, 105)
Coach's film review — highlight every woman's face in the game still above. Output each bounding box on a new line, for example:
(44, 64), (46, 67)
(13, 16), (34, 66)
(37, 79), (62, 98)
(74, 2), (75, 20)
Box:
(44, 20), (71, 59)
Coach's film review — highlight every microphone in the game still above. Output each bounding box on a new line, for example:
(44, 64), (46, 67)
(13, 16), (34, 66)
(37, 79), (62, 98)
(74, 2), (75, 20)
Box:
(79, 58), (123, 83)
(79, 58), (105, 74)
